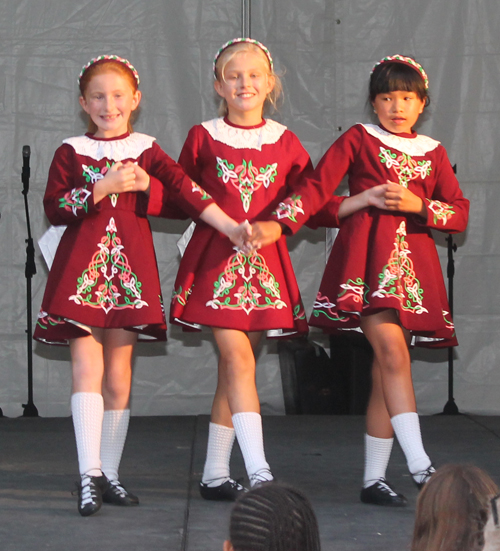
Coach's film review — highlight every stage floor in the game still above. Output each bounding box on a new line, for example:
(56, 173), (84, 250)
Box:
(1, 414), (499, 551)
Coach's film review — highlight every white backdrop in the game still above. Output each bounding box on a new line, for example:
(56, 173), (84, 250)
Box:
(1, 0), (498, 417)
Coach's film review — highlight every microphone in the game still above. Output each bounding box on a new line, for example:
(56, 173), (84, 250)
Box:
(22, 145), (30, 194)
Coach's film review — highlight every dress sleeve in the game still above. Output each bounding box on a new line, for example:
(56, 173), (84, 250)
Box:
(417, 146), (469, 233)
(147, 138), (215, 220)
(270, 126), (361, 235)
(306, 196), (347, 229)
(43, 144), (101, 225)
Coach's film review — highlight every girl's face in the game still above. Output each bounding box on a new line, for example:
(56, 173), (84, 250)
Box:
(79, 71), (141, 138)
(372, 90), (425, 134)
(214, 51), (275, 126)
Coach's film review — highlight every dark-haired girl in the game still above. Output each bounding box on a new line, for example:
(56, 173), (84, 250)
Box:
(253, 55), (469, 505)
(224, 484), (321, 551)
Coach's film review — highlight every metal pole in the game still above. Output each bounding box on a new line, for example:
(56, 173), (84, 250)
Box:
(442, 163), (459, 415)
(242, 0), (251, 38)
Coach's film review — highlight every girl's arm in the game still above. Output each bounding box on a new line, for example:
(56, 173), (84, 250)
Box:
(414, 148), (469, 233)
(250, 185), (391, 247)
(43, 144), (102, 225)
(144, 141), (250, 248)
(199, 204), (252, 249)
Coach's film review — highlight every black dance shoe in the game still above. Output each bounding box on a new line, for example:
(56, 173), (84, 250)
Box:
(360, 478), (408, 507)
(102, 478), (139, 506)
(76, 474), (108, 517)
(412, 464), (436, 490)
(199, 478), (247, 501)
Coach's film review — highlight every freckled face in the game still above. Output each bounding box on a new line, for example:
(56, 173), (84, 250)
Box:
(372, 90), (425, 134)
(214, 51), (275, 126)
(79, 72), (141, 138)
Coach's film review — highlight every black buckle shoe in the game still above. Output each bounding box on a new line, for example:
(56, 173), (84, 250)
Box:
(199, 478), (247, 501)
(75, 474), (108, 517)
(360, 478), (408, 507)
(412, 465), (436, 490)
(102, 478), (139, 506)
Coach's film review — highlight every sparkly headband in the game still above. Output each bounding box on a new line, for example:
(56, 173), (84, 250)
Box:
(78, 54), (140, 86)
(371, 54), (429, 90)
(213, 38), (274, 78)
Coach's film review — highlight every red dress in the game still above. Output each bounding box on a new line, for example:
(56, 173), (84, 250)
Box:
(34, 132), (214, 345)
(170, 117), (312, 336)
(272, 124), (470, 347)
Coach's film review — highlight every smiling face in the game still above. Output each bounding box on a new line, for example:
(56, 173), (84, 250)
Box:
(214, 50), (275, 126)
(372, 90), (425, 134)
(79, 71), (141, 138)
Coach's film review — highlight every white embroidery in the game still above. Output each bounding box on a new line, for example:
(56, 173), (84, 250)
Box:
(360, 124), (440, 156)
(201, 118), (287, 151)
(63, 133), (156, 161)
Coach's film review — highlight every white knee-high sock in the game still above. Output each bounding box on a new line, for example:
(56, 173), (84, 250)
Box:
(363, 434), (394, 488)
(391, 412), (431, 477)
(100, 409), (130, 482)
(232, 412), (273, 486)
(71, 392), (104, 477)
(202, 422), (235, 486)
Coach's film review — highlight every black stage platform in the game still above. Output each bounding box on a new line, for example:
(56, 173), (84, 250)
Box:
(1, 414), (499, 550)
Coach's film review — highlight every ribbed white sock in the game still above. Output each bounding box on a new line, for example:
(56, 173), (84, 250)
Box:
(363, 434), (394, 488)
(391, 412), (431, 479)
(202, 422), (235, 486)
(232, 412), (273, 486)
(71, 392), (103, 477)
(100, 409), (130, 482)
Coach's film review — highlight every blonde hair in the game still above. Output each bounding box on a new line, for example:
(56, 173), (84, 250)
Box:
(214, 42), (283, 117)
(79, 59), (139, 134)
(411, 464), (498, 551)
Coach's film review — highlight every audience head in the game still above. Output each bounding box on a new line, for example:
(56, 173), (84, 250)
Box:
(483, 493), (500, 551)
(224, 483), (321, 551)
(411, 463), (498, 551)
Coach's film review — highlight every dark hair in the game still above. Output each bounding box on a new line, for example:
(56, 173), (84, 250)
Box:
(228, 484), (321, 551)
(369, 60), (429, 104)
(411, 464), (498, 551)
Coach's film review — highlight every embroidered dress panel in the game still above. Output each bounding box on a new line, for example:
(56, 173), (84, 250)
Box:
(171, 118), (312, 335)
(276, 124), (469, 348)
(34, 132), (213, 345)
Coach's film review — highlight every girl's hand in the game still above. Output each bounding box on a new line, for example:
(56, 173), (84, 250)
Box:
(337, 184), (389, 220)
(248, 221), (282, 249)
(384, 180), (426, 216)
(130, 163), (151, 194)
(228, 220), (253, 252)
(94, 162), (136, 203)
(364, 184), (390, 209)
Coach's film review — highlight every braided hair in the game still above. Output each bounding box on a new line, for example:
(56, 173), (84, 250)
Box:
(228, 484), (321, 551)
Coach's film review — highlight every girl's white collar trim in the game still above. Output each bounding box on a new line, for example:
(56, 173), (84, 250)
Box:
(360, 124), (440, 156)
(201, 118), (287, 151)
(63, 132), (156, 161)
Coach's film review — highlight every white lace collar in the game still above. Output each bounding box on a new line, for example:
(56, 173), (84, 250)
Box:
(360, 124), (440, 156)
(63, 132), (156, 161)
(201, 118), (287, 151)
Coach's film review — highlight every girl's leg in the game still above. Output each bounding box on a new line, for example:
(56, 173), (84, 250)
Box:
(360, 356), (407, 506)
(201, 331), (263, 499)
(360, 310), (433, 486)
(70, 329), (106, 477)
(211, 329), (272, 489)
(70, 329), (107, 516)
(100, 328), (139, 506)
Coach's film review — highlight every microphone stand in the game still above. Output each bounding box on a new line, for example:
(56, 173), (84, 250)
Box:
(442, 163), (459, 415)
(22, 145), (39, 417)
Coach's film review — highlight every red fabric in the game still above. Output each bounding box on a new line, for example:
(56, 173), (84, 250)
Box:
(170, 119), (312, 335)
(295, 124), (469, 347)
(35, 133), (211, 345)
